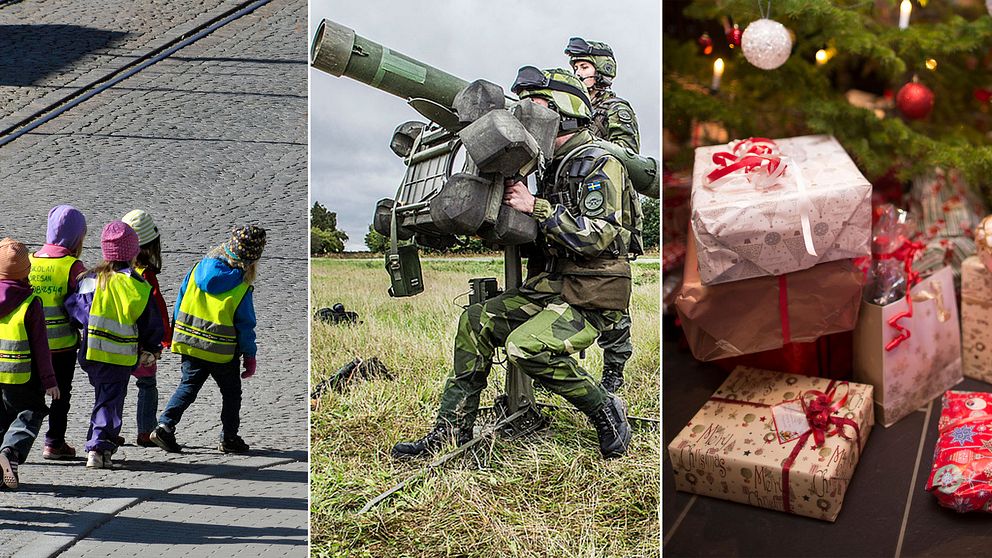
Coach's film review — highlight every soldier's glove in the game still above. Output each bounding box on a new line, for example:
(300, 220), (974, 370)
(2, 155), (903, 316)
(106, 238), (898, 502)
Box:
(241, 355), (257, 379)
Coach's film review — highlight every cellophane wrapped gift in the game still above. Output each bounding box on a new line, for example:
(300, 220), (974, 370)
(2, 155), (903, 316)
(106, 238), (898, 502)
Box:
(691, 135), (871, 285)
(668, 366), (874, 522)
(676, 227), (863, 361)
(926, 391), (992, 512)
(853, 264), (963, 427)
(961, 256), (992, 383)
(909, 168), (987, 288)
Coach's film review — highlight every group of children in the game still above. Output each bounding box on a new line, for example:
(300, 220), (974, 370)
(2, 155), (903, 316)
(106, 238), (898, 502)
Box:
(0, 205), (265, 488)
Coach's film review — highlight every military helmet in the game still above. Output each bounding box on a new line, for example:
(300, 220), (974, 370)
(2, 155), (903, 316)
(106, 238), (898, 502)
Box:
(511, 66), (592, 124)
(565, 37), (617, 86)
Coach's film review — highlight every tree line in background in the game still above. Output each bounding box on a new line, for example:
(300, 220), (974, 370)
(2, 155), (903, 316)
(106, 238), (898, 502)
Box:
(311, 198), (659, 255)
(311, 202), (348, 255)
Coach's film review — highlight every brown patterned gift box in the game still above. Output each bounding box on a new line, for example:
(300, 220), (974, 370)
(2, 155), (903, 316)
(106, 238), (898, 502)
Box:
(676, 227), (863, 361)
(853, 266), (963, 427)
(668, 366), (874, 522)
(691, 135), (871, 286)
(962, 256), (992, 383)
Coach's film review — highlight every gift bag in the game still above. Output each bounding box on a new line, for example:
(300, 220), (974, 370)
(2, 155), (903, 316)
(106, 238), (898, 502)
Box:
(853, 266), (963, 427)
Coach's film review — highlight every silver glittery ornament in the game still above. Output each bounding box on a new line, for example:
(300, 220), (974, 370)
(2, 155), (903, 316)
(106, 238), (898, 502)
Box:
(741, 18), (792, 70)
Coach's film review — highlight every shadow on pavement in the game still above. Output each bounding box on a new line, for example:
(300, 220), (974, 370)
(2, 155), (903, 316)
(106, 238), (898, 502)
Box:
(83, 515), (307, 546)
(0, 24), (128, 87)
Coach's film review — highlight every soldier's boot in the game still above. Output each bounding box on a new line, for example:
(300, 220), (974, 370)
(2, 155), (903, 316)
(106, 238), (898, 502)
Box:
(600, 364), (625, 394)
(586, 394), (632, 459)
(391, 421), (474, 459)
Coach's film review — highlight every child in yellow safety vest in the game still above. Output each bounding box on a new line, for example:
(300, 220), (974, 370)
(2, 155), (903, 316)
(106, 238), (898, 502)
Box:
(151, 225), (264, 455)
(0, 238), (60, 489)
(30, 205), (87, 461)
(65, 222), (164, 469)
(121, 210), (172, 447)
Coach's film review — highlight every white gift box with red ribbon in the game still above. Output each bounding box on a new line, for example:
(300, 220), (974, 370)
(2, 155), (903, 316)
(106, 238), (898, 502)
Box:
(691, 135), (872, 285)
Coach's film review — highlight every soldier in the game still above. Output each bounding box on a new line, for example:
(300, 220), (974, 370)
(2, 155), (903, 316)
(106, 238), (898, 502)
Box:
(565, 37), (639, 152)
(392, 67), (640, 460)
(565, 37), (640, 394)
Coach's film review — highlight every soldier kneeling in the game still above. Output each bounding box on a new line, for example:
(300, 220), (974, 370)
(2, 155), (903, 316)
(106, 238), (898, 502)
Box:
(393, 67), (641, 460)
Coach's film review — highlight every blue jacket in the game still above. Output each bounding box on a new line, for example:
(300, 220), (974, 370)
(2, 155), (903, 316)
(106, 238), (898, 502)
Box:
(174, 257), (257, 358)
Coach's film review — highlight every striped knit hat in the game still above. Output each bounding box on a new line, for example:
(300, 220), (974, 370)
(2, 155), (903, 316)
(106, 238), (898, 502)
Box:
(121, 210), (160, 246)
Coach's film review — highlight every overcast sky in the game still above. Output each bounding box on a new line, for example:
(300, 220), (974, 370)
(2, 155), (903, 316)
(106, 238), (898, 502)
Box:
(309, 0), (660, 251)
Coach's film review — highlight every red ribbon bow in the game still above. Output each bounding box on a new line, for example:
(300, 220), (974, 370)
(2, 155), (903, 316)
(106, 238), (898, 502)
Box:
(706, 137), (786, 187)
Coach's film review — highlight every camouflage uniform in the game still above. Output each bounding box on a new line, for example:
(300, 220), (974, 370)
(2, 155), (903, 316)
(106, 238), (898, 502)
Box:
(590, 89), (640, 153)
(567, 39), (641, 387)
(436, 129), (637, 428)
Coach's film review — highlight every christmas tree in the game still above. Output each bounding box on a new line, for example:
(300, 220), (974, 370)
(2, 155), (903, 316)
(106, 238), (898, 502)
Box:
(663, 0), (992, 200)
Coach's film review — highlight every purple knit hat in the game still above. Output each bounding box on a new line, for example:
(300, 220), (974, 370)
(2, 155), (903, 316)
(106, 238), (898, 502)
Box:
(46, 205), (87, 249)
(101, 221), (139, 262)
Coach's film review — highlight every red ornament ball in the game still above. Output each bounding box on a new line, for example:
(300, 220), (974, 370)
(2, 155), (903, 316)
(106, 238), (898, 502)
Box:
(896, 82), (935, 120)
(698, 33), (714, 55)
(726, 25), (742, 49)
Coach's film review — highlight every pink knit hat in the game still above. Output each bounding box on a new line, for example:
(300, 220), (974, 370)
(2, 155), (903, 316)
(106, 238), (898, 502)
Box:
(101, 221), (139, 262)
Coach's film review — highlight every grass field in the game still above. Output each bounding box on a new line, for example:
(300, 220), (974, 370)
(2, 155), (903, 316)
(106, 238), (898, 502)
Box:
(310, 258), (660, 558)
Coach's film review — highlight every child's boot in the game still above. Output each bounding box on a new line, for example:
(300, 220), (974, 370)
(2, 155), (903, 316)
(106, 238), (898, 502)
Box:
(43, 442), (76, 460)
(86, 451), (103, 469)
(151, 424), (181, 453)
(0, 448), (19, 489)
(219, 436), (249, 453)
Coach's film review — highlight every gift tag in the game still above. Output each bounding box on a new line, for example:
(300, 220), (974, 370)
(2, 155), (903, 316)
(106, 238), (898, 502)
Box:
(771, 399), (811, 444)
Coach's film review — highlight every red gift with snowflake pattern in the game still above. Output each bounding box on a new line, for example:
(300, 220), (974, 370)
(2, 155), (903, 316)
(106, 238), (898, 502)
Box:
(927, 390), (992, 513)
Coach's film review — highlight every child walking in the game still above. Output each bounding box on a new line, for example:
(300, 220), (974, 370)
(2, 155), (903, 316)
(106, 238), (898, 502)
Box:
(66, 222), (163, 468)
(121, 210), (172, 447)
(0, 238), (60, 488)
(152, 225), (265, 454)
(30, 205), (87, 460)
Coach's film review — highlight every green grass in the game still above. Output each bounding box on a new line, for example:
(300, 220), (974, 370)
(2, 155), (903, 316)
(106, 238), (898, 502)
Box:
(310, 258), (660, 558)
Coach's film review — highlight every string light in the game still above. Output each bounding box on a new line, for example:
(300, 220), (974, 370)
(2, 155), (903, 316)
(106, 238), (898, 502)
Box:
(925, 58), (937, 71)
(712, 58), (725, 92)
(899, 0), (912, 29)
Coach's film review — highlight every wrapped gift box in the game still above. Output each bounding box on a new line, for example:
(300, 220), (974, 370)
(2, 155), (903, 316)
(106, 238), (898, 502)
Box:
(853, 266), (963, 427)
(962, 256), (992, 384)
(926, 390), (992, 513)
(676, 229), (863, 361)
(668, 366), (874, 522)
(691, 135), (871, 285)
(909, 168), (987, 288)
(712, 331), (854, 380)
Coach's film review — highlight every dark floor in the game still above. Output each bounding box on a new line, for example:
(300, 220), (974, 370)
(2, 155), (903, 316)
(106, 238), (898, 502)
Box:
(662, 320), (992, 558)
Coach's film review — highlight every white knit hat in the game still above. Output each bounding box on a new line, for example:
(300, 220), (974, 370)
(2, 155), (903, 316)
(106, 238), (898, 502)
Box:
(121, 209), (160, 246)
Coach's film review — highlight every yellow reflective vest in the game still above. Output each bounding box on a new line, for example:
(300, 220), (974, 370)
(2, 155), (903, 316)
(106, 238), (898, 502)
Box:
(28, 254), (80, 350)
(171, 264), (249, 364)
(0, 294), (38, 384)
(85, 272), (152, 367)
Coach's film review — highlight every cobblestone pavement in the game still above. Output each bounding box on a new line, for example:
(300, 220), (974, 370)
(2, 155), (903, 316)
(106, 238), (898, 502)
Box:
(0, 0), (307, 556)
(0, 0), (242, 132)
